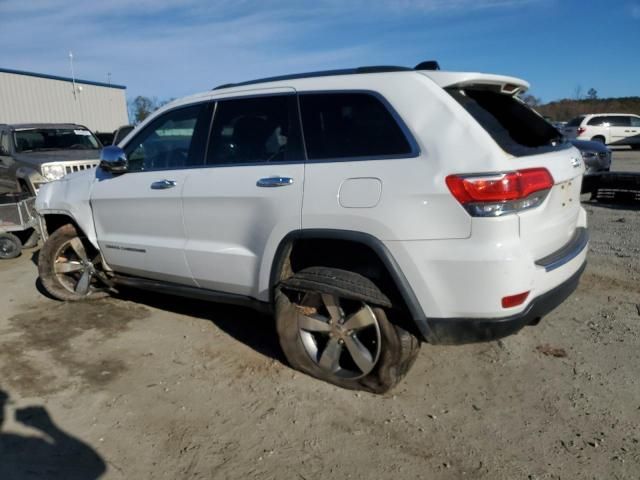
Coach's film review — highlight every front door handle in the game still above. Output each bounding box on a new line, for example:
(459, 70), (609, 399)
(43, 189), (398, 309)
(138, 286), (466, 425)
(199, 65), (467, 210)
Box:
(151, 179), (177, 189)
(256, 177), (294, 188)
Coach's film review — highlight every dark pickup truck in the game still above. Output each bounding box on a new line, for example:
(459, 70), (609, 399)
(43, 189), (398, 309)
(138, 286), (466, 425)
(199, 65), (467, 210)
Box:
(0, 123), (101, 194)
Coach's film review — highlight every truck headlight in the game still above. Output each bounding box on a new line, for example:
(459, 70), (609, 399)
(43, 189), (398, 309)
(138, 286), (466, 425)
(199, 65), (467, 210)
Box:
(41, 164), (66, 181)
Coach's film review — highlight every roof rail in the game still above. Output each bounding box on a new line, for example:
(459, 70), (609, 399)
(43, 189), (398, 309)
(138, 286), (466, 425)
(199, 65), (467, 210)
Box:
(212, 65), (416, 90)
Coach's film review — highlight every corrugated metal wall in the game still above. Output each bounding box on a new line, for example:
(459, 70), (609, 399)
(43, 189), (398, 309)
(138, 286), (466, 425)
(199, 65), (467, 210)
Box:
(0, 71), (128, 133)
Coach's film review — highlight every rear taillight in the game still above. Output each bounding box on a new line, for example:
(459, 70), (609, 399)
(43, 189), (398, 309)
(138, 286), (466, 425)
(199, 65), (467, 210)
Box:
(446, 168), (554, 217)
(577, 127), (586, 136)
(502, 291), (530, 308)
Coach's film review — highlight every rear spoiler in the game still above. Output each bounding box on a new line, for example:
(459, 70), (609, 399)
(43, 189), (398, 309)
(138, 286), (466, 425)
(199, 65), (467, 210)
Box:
(419, 71), (530, 95)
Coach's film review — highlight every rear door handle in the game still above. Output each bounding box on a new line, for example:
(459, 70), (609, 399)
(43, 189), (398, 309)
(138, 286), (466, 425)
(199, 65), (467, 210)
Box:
(256, 177), (294, 188)
(150, 179), (177, 189)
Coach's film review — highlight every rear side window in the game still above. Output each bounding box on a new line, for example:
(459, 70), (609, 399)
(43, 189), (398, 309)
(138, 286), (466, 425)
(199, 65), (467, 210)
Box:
(0, 132), (10, 155)
(206, 95), (303, 165)
(589, 116), (631, 127)
(631, 117), (640, 127)
(299, 92), (413, 160)
(447, 88), (566, 157)
(566, 116), (585, 127)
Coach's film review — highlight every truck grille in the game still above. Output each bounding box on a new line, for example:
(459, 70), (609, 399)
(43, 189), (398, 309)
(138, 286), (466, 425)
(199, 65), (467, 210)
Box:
(64, 161), (99, 174)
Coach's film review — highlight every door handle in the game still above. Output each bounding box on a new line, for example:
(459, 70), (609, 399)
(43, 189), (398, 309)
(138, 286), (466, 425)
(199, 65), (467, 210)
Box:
(256, 177), (294, 188)
(150, 179), (177, 189)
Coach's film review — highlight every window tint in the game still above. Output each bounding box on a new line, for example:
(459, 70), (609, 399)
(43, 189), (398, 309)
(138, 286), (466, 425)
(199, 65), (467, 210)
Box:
(566, 116), (585, 127)
(206, 95), (302, 165)
(589, 116), (631, 127)
(587, 116), (607, 126)
(0, 132), (9, 155)
(631, 116), (640, 127)
(125, 103), (211, 172)
(299, 93), (413, 160)
(14, 128), (100, 152)
(610, 116), (631, 127)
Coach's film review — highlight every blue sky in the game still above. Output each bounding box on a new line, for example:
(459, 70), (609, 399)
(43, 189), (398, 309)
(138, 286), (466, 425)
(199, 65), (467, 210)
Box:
(0, 0), (638, 104)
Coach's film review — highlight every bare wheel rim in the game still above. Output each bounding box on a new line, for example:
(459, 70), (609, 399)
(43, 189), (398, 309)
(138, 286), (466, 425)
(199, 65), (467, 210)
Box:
(52, 237), (107, 295)
(0, 237), (19, 257)
(296, 293), (382, 380)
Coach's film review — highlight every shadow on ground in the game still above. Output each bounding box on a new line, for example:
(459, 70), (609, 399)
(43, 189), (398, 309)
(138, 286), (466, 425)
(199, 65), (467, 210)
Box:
(115, 287), (286, 365)
(0, 388), (106, 479)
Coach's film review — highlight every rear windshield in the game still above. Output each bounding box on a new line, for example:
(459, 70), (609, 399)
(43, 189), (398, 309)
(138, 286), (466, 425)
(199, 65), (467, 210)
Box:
(447, 88), (569, 157)
(14, 128), (100, 153)
(566, 116), (585, 127)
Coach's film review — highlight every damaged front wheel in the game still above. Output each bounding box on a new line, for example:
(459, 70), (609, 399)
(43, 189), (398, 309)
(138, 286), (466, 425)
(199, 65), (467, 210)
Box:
(38, 224), (112, 301)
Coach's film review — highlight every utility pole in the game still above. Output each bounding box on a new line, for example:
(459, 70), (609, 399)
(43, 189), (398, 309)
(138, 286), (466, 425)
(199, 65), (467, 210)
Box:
(69, 51), (77, 100)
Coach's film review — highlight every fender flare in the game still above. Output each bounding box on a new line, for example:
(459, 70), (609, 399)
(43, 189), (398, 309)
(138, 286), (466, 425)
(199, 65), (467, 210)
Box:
(269, 229), (433, 341)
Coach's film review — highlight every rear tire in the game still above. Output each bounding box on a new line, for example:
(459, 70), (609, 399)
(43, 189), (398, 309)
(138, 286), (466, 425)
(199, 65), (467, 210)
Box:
(0, 232), (22, 259)
(591, 136), (606, 144)
(275, 268), (420, 394)
(38, 224), (110, 301)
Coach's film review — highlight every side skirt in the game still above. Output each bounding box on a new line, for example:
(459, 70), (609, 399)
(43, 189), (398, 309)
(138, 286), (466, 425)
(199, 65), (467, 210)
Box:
(112, 275), (272, 314)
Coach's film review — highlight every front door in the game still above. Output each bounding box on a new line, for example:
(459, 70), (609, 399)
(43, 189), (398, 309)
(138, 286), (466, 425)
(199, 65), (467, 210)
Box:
(181, 90), (304, 299)
(91, 101), (213, 285)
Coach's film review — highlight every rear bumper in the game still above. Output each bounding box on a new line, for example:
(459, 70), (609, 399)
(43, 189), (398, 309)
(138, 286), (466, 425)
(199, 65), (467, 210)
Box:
(427, 260), (586, 344)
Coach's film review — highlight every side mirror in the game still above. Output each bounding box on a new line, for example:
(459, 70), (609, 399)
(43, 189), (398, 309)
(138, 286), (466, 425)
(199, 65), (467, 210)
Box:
(100, 146), (128, 174)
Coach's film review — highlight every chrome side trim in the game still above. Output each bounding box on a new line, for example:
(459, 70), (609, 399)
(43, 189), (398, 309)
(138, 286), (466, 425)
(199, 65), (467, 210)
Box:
(535, 227), (589, 272)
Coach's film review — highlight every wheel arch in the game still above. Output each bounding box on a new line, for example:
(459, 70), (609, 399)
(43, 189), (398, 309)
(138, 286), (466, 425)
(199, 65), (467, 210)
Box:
(269, 229), (432, 341)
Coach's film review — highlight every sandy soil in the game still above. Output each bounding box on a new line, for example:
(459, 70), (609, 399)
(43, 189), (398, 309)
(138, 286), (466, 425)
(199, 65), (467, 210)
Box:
(0, 151), (639, 479)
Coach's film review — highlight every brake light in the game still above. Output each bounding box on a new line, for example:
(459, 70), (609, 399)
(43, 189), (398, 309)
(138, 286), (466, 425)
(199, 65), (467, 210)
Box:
(446, 168), (554, 217)
(577, 127), (586, 136)
(502, 291), (530, 308)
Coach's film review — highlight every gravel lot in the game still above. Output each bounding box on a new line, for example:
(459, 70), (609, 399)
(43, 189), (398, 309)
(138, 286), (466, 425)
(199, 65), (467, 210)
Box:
(1, 150), (639, 479)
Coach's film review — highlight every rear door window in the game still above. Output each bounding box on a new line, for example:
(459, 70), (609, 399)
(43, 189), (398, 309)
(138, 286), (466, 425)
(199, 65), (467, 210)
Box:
(206, 94), (303, 165)
(298, 92), (415, 160)
(447, 88), (567, 157)
(631, 117), (640, 127)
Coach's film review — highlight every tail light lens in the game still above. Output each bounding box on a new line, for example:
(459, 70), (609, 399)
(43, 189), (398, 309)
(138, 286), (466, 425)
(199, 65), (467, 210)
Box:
(502, 291), (530, 308)
(446, 168), (554, 217)
(577, 127), (586, 136)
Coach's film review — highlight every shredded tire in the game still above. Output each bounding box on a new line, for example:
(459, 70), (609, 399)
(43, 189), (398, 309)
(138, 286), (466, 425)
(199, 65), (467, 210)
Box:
(276, 267), (420, 394)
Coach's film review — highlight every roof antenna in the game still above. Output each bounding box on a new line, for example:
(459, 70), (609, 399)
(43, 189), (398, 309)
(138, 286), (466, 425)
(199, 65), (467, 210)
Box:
(69, 51), (77, 99)
(415, 61), (440, 71)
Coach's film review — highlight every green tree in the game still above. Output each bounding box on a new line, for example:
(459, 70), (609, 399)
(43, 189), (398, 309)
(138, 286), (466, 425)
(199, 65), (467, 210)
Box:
(587, 88), (598, 100)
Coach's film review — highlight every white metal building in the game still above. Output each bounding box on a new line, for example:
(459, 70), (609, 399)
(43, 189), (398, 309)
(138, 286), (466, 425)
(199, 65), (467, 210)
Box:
(0, 67), (128, 133)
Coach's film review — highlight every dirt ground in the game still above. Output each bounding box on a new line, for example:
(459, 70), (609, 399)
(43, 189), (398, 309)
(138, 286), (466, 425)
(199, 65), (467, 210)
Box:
(1, 150), (639, 479)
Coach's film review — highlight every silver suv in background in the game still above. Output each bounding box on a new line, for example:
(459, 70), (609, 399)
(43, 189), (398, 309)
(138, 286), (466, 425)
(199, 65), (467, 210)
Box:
(564, 114), (640, 148)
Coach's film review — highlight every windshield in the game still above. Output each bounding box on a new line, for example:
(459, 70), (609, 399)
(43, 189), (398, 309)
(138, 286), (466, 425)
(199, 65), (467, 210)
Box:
(14, 128), (100, 152)
(447, 87), (567, 157)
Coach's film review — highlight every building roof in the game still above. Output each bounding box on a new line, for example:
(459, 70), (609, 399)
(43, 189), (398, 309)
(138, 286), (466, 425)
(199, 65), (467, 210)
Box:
(0, 67), (126, 90)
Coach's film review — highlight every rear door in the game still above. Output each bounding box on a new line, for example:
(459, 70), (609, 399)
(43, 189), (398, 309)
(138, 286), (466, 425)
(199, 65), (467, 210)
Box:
(181, 90), (304, 299)
(629, 116), (640, 146)
(608, 116), (631, 145)
(91, 101), (212, 285)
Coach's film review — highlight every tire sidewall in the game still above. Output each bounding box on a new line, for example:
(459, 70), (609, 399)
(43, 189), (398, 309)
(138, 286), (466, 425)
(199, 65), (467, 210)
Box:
(38, 224), (108, 301)
(275, 289), (415, 394)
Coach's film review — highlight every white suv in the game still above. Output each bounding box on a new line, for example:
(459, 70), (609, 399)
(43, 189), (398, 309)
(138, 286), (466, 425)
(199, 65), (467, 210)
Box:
(564, 113), (640, 148)
(35, 64), (588, 393)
